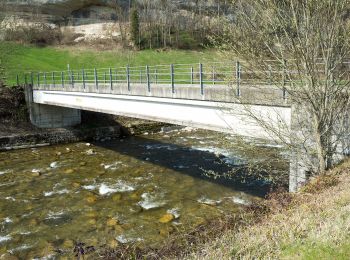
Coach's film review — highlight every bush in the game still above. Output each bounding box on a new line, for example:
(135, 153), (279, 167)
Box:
(3, 24), (61, 46)
(177, 31), (199, 49)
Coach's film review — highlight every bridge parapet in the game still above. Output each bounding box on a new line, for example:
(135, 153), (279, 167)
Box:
(24, 62), (290, 107)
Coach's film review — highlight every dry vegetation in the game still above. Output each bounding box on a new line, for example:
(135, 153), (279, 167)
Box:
(185, 160), (350, 260)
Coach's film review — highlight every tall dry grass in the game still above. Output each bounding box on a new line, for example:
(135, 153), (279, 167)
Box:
(186, 160), (350, 260)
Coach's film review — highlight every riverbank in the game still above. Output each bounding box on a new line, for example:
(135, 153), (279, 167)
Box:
(183, 159), (350, 259)
(103, 160), (349, 259)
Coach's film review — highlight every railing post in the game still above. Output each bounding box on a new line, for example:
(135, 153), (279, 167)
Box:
(236, 61), (241, 97)
(52, 72), (55, 88)
(191, 66), (194, 84)
(199, 63), (204, 95)
(24, 74), (28, 86)
(30, 72), (34, 86)
(212, 65), (215, 85)
(109, 67), (113, 91)
(16, 74), (19, 86)
(44, 72), (47, 88)
(104, 72), (107, 85)
(71, 71), (75, 89)
(37, 73), (40, 88)
(82, 68), (86, 90)
(61, 71), (64, 88)
(140, 69), (143, 84)
(94, 68), (98, 91)
(127, 65), (130, 91)
(146, 65), (150, 92)
(171, 64), (175, 94)
(155, 68), (158, 84)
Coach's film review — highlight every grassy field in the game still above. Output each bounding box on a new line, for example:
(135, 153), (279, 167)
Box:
(186, 160), (350, 260)
(0, 42), (223, 86)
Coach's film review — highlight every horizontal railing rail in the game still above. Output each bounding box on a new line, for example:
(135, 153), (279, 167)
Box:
(17, 60), (350, 100)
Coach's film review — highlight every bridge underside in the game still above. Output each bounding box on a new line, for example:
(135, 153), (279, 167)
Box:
(32, 90), (292, 141)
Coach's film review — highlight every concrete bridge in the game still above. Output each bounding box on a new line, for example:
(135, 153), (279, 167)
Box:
(23, 62), (305, 192)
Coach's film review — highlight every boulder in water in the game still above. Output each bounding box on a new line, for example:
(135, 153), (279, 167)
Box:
(159, 213), (174, 223)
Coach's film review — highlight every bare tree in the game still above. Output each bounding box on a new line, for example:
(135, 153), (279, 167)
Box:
(217, 0), (350, 176)
(110, 0), (129, 47)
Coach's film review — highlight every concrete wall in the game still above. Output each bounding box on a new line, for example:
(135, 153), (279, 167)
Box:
(25, 85), (81, 128)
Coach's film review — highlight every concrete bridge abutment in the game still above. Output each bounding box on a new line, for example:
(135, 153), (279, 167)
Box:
(24, 85), (81, 128)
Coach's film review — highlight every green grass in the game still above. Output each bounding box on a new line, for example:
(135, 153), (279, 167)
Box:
(0, 41), (222, 86)
(282, 241), (350, 260)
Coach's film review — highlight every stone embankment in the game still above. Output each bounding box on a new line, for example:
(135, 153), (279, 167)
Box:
(0, 126), (121, 151)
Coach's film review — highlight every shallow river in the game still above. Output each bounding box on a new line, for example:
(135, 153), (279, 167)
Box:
(0, 127), (286, 258)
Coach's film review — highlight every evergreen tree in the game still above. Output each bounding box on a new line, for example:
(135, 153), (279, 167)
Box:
(130, 7), (140, 48)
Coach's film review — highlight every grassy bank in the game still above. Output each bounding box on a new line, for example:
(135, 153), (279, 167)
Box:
(186, 160), (350, 260)
(0, 42), (221, 86)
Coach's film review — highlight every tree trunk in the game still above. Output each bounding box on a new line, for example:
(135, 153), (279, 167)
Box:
(313, 115), (327, 174)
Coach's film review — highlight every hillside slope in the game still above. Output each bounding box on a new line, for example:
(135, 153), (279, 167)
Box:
(0, 42), (220, 86)
(187, 161), (350, 259)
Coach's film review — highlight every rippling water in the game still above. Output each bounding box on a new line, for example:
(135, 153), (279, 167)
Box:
(0, 127), (286, 258)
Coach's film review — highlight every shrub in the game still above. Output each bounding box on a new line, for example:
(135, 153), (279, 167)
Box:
(3, 23), (61, 46)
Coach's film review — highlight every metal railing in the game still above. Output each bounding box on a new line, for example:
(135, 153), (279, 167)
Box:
(20, 61), (292, 89)
(19, 60), (349, 98)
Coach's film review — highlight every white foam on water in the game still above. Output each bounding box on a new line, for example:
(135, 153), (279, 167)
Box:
(138, 193), (166, 210)
(31, 169), (41, 173)
(0, 170), (10, 175)
(43, 189), (69, 197)
(197, 197), (222, 206)
(19, 231), (31, 235)
(3, 217), (13, 223)
(116, 234), (143, 244)
(82, 185), (96, 191)
(167, 208), (180, 219)
(9, 244), (32, 253)
(99, 184), (118, 195)
(231, 196), (251, 206)
(0, 235), (11, 244)
(5, 196), (16, 201)
(190, 146), (245, 165)
(145, 144), (178, 151)
(101, 161), (124, 170)
(46, 211), (65, 220)
(187, 136), (202, 140)
(99, 181), (135, 195)
(49, 162), (59, 169)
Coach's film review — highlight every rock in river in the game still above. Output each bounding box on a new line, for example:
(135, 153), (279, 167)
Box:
(64, 169), (75, 174)
(159, 213), (174, 224)
(86, 195), (98, 204)
(107, 218), (118, 227)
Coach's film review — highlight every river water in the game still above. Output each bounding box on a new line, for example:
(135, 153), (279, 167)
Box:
(0, 127), (287, 258)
